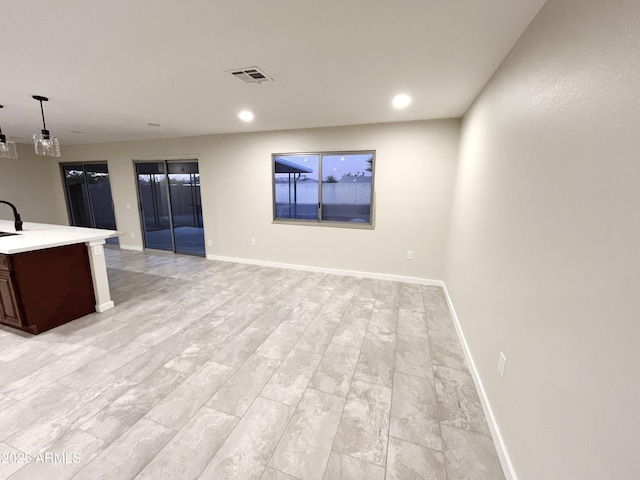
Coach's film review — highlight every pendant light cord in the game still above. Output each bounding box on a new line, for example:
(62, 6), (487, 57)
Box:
(39, 99), (47, 131)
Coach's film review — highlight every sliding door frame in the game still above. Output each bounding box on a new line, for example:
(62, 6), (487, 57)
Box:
(133, 159), (204, 256)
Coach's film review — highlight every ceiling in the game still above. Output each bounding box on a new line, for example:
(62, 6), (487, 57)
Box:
(0, 0), (546, 145)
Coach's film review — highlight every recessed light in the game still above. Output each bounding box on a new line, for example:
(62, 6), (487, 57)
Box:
(392, 94), (412, 109)
(147, 122), (161, 127)
(238, 110), (254, 122)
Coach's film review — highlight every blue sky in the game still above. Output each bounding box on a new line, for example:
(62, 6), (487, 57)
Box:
(274, 153), (373, 181)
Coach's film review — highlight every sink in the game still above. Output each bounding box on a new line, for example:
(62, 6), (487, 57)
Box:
(0, 232), (18, 237)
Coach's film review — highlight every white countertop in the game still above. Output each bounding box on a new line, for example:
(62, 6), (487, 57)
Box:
(0, 220), (121, 254)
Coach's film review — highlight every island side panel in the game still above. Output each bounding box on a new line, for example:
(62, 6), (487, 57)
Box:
(86, 240), (115, 312)
(9, 243), (96, 334)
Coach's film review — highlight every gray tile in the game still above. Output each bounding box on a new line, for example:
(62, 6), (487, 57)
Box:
(79, 367), (185, 442)
(0, 250), (500, 480)
(317, 296), (352, 319)
(323, 451), (385, 480)
(57, 341), (151, 390)
(399, 284), (425, 312)
(200, 396), (295, 479)
(207, 354), (280, 417)
(333, 380), (392, 466)
(354, 278), (381, 300)
(145, 360), (234, 429)
(354, 337), (395, 388)
(309, 344), (360, 397)
(390, 372), (441, 451)
(0, 382), (77, 442)
(163, 330), (229, 374)
(376, 281), (401, 308)
(72, 418), (175, 480)
(366, 306), (398, 342)
(251, 303), (296, 331)
(423, 287), (455, 333)
(345, 297), (375, 319)
(137, 407), (238, 480)
(0, 393), (16, 413)
(286, 301), (323, 327)
(397, 310), (429, 339)
(0, 442), (28, 479)
(441, 425), (506, 480)
(7, 429), (106, 480)
(212, 327), (272, 368)
(5, 374), (135, 453)
(395, 334), (433, 379)
(331, 316), (369, 349)
(0, 345), (108, 401)
(261, 349), (323, 406)
(270, 389), (345, 480)
(428, 329), (466, 369)
(215, 302), (271, 335)
(262, 467), (301, 479)
(386, 437), (446, 480)
(256, 323), (306, 360)
(294, 317), (339, 354)
(434, 366), (490, 436)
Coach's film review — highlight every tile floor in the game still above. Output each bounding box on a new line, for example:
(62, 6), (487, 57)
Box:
(0, 249), (505, 479)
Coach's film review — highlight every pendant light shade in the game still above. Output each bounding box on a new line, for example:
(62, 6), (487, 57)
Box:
(32, 95), (61, 157)
(0, 105), (18, 159)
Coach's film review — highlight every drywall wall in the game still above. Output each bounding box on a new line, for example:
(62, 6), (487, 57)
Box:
(0, 143), (67, 225)
(60, 119), (460, 280)
(444, 0), (640, 478)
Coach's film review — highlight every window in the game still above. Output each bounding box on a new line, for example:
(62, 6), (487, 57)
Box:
(272, 151), (375, 226)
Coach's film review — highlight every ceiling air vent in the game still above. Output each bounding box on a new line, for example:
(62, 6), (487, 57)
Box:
(228, 66), (273, 85)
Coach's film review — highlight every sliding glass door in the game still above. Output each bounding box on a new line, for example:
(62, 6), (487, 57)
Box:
(62, 163), (118, 245)
(135, 161), (205, 256)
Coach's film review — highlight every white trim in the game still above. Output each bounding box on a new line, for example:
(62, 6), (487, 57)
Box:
(206, 254), (442, 286)
(95, 300), (115, 312)
(441, 282), (516, 480)
(119, 244), (144, 252)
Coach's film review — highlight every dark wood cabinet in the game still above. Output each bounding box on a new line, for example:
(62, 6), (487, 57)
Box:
(0, 244), (96, 334)
(0, 269), (22, 328)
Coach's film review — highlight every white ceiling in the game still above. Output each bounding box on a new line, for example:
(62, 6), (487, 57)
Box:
(0, 0), (546, 145)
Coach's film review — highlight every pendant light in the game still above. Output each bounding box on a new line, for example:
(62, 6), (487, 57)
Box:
(32, 95), (61, 157)
(0, 105), (18, 159)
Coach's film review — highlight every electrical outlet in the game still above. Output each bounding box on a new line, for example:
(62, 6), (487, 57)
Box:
(498, 352), (506, 378)
(130, 232), (135, 238)
(126, 202), (131, 210)
(251, 238), (256, 246)
(207, 240), (212, 247)
(406, 250), (413, 260)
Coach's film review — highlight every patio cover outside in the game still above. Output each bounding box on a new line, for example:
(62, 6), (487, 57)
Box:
(274, 156), (313, 218)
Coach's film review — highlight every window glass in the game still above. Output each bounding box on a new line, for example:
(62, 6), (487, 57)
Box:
(272, 151), (374, 226)
(321, 153), (373, 223)
(274, 155), (319, 220)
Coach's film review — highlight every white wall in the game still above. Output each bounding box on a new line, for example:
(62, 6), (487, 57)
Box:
(444, 0), (640, 478)
(61, 120), (460, 281)
(0, 143), (67, 225)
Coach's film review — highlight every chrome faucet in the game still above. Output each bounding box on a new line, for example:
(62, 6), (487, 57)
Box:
(0, 200), (23, 231)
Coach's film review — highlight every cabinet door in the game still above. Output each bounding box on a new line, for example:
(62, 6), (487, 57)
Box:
(0, 271), (22, 328)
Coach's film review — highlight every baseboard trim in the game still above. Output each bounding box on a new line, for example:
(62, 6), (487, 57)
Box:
(95, 300), (115, 312)
(206, 254), (442, 286)
(119, 244), (144, 252)
(440, 282), (516, 480)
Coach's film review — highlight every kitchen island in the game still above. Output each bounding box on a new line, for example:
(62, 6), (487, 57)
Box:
(0, 220), (120, 334)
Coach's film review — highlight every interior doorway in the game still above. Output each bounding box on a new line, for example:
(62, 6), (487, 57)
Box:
(135, 160), (205, 256)
(61, 163), (119, 245)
